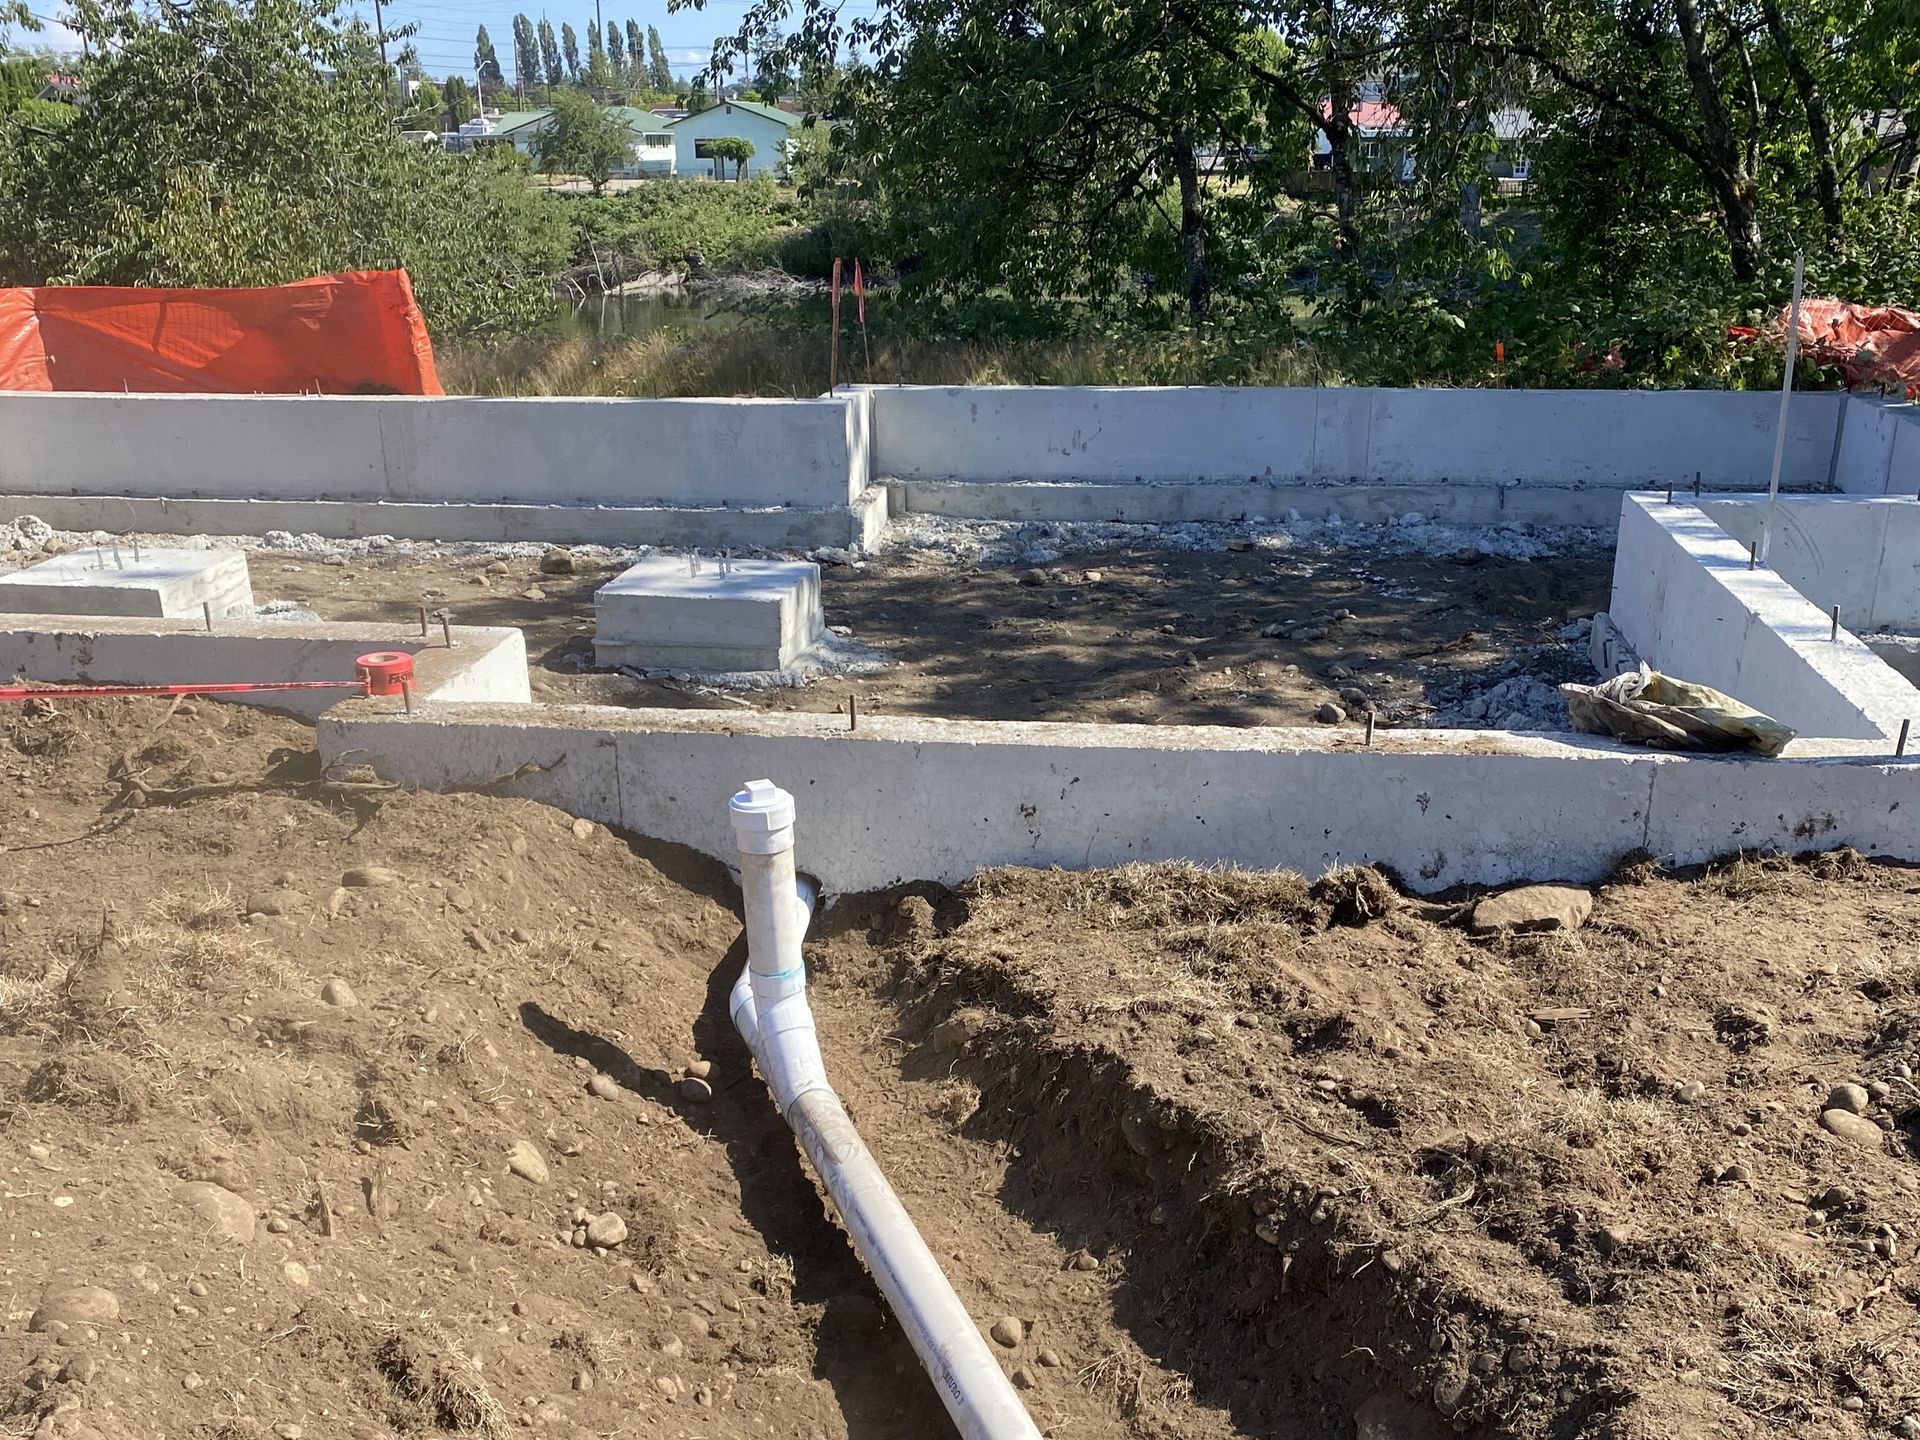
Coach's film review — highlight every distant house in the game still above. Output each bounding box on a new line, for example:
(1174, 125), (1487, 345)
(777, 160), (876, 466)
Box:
(664, 99), (802, 180)
(441, 105), (676, 178)
(1312, 92), (1533, 184)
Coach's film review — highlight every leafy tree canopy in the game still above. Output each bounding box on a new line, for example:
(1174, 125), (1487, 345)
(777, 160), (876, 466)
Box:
(0, 0), (568, 335)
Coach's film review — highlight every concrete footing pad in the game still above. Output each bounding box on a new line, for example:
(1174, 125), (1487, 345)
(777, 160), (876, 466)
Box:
(0, 547), (252, 619)
(593, 556), (825, 672)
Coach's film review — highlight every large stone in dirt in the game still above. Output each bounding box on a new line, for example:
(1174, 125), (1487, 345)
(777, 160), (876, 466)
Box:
(506, 1139), (550, 1184)
(1819, 1109), (1886, 1148)
(175, 1181), (256, 1243)
(1469, 884), (1593, 935)
(28, 1285), (120, 1332)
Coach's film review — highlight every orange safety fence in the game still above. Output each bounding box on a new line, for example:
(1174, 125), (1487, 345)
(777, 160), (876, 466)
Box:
(1731, 297), (1920, 395)
(0, 270), (442, 395)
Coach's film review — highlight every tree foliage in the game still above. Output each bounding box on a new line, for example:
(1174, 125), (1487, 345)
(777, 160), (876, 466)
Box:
(704, 134), (755, 179)
(0, 0), (567, 335)
(685, 0), (1920, 379)
(533, 87), (634, 192)
(473, 22), (503, 87)
(561, 22), (580, 81)
(646, 25), (674, 90)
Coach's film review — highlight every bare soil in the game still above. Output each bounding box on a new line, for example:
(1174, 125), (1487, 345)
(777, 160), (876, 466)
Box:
(1, 699), (1915, 1440)
(246, 542), (1608, 727)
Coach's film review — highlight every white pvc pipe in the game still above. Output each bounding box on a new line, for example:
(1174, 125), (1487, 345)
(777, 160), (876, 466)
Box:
(727, 780), (1042, 1440)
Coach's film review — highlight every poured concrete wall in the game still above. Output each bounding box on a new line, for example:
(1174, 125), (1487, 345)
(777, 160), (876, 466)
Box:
(1832, 396), (1920, 497)
(0, 392), (865, 511)
(1700, 495), (1920, 632)
(1607, 495), (1915, 743)
(0, 616), (530, 719)
(863, 386), (1846, 489)
(318, 701), (1920, 895)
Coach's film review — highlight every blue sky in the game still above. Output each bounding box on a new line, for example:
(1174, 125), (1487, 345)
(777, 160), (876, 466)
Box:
(13, 0), (831, 87)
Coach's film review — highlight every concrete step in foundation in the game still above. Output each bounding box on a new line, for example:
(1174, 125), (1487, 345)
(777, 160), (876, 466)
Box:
(0, 489), (887, 552)
(883, 477), (1832, 529)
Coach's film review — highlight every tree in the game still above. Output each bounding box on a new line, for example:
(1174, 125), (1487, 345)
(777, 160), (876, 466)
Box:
(606, 21), (625, 80)
(561, 22), (580, 82)
(537, 17), (562, 88)
(624, 20), (645, 85)
(583, 18), (615, 94)
(684, 76), (708, 111)
(399, 76), (442, 130)
(473, 23), (503, 88)
(442, 72), (475, 126)
(533, 86), (634, 192)
(646, 25), (673, 90)
(0, 0), (569, 334)
(510, 13), (539, 99)
(704, 134), (754, 178)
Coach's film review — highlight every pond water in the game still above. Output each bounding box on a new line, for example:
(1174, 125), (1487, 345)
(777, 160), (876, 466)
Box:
(551, 290), (738, 340)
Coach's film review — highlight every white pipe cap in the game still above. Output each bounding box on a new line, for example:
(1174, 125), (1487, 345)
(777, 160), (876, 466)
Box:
(729, 779), (795, 838)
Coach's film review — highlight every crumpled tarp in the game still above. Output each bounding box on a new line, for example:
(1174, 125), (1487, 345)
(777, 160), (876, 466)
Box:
(0, 270), (441, 394)
(1780, 298), (1920, 393)
(1559, 664), (1796, 757)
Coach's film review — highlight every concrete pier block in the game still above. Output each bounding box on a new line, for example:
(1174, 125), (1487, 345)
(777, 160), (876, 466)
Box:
(593, 555), (824, 672)
(0, 547), (253, 620)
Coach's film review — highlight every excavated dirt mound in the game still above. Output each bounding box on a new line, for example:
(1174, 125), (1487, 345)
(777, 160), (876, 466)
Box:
(814, 862), (1920, 1439)
(3, 696), (1917, 1440)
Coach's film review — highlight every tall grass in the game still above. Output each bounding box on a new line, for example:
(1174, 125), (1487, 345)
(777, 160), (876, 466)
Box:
(439, 317), (1341, 397)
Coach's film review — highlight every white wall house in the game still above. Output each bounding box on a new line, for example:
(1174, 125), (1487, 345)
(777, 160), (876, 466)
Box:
(665, 100), (801, 180)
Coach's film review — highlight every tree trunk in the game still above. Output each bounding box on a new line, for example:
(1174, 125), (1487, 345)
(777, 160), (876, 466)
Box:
(1673, 0), (1763, 280)
(1758, 0), (1842, 246)
(1170, 128), (1209, 321)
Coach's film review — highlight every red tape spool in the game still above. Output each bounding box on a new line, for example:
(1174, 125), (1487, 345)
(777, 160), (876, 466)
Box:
(355, 651), (415, 697)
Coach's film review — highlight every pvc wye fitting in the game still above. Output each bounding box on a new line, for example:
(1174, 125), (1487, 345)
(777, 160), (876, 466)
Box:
(730, 778), (795, 855)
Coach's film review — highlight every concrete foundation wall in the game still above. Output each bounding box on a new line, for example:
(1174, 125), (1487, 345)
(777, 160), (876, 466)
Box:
(0, 617), (530, 719)
(864, 386), (1846, 490)
(1607, 495), (1915, 743)
(0, 392), (864, 511)
(318, 702), (1920, 895)
(1833, 397), (1920, 497)
(1700, 495), (1920, 632)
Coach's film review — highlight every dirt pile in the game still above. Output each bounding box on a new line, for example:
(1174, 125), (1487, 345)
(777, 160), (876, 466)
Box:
(828, 857), (1920, 1439)
(0, 698), (954, 1440)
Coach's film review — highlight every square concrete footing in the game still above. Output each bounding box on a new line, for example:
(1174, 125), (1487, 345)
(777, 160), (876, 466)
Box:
(0, 547), (253, 619)
(593, 555), (824, 672)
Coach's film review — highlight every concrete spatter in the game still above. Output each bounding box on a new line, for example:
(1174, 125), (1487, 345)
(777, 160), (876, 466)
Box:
(318, 701), (1920, 898)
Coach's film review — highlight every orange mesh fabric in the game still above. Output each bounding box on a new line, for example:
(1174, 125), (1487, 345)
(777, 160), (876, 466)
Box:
(0, 270), (441, 394)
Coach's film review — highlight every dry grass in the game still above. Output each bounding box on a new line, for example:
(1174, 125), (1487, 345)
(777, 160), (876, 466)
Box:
(374, 1321), (511, 1438)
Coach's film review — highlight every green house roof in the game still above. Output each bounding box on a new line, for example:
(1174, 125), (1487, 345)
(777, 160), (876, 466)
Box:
(483, 109), (550, 136)
(665, 98), (802, 130)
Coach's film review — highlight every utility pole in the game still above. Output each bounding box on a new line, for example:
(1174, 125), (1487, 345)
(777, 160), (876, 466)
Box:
(371, 0), (396, 105)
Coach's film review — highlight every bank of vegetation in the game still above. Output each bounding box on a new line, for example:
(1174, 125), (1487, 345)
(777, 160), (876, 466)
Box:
(1, 0), (1916, 394)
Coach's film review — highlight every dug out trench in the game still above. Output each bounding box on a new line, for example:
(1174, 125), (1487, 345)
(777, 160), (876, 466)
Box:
(0, 699), (1915, 1440)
